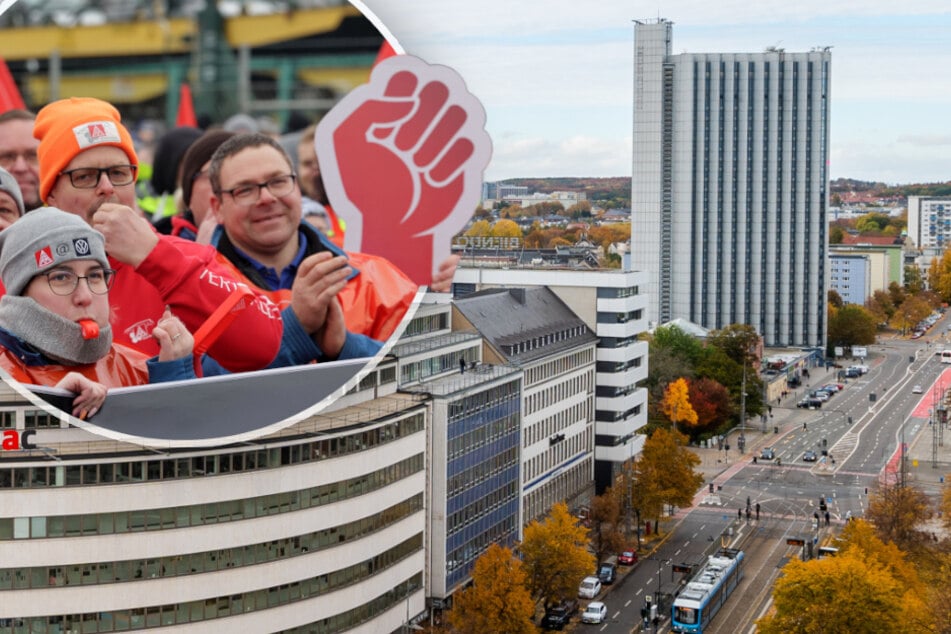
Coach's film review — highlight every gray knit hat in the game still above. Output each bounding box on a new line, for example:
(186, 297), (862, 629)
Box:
(0, 206), (109, 296)
(0, 167), (24, 217)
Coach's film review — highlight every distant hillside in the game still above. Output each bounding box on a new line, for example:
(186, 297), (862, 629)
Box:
(831, 178), (951, 197)
(499, 177), (630, 207)
(494, 177), (951, 208)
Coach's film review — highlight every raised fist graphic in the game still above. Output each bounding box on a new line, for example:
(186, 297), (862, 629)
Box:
(316, 55), (492, 286)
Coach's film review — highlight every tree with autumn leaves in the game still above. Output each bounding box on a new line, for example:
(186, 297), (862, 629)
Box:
(447, 543), (537, 634)
(660, 377), (697, 433)
(520, 502), (596, 608)
(758, 520), (935, 633)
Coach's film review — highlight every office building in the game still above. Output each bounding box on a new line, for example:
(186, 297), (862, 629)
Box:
(453, 266), (649, 493)
(631, 19), (831, 347)
(0, 361), (429, 633)
(453, 287), (598, 524)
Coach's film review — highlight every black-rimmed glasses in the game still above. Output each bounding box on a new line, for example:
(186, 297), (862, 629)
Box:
(59, 165), (137, 189)
(218, 174), (297, 205)
(43, 268), (116, 296)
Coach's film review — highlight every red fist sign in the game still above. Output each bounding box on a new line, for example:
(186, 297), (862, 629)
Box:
(315, 55), (492, 286)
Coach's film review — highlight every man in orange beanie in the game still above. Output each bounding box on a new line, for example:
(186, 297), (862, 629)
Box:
(32, 97), (285, 373)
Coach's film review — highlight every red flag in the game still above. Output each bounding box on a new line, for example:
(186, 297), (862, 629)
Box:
(0, 58), (25, 113)
(175, 83), (197, 127)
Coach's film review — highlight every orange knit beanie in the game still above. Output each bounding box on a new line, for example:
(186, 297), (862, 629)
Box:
(34, 97), (138, 203)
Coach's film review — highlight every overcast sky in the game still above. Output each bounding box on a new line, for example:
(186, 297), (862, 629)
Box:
(360, 0), (951, 185)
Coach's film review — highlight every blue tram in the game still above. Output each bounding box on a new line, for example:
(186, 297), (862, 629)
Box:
(670, 548), (744, 633)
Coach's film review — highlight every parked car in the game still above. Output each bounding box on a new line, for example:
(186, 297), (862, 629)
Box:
(761, 447), (776, 460)
(617, 550), (638, 566)
(542, 599), (579, 630)
(809, 391), (830, 402)
(578, 576), (602, 599)
(797, 398), (823, 409)
(803, 450), (818, 462)
(913, 385), (923, 394)
(597, 562), (617, 585)
(581, 601), (608, 624)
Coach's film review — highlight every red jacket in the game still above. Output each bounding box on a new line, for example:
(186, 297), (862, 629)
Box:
(109, 235), (283, 372)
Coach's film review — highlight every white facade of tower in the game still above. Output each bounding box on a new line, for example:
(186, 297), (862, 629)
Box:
(631, 19), (831, 347)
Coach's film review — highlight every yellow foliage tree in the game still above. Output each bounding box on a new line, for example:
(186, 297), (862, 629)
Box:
(465, 219), (491, 237)
(660, 378), (698, 432)
(490, 218), (523, 239)
(447, 543), (537, 634)
(520, 502), (595, 607)
(757, 551), (923, 633)
(634, 427), (703, 531)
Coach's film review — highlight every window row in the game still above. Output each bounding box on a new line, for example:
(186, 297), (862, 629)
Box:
(523, 458), (592, 524)
(400, 347), (479, 384)
(448, 412), (519, 461)
(447, 380), (521, 423)
(596, 286), (640, 299)
(447, 447), (518, 499)
(501, 323), (588, 357)
(0, 495), (422, 591)
(596, 309), (643, 324)
(402, 311), (449, 338)
(0, 556), (422, 634)
(447, 481), (517, 537)
(0, 454), (424, 540)
(523, 429), (589, 484)
(524, 402), (589, 448)
(524, 348), (594, 387)
(524, 371), (593, 416)
(0, 414), (424, 490)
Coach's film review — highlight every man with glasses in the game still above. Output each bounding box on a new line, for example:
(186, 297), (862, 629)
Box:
(207, 133), (418, 355)
(0, 206), (198, 419)
(31, 97), (284, 373)
(0, 109), (41, 212)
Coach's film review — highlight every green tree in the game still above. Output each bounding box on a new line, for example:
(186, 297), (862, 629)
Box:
(566, 200), (592, 218)
(447, 543), (537, 634)
(829, 224), (844, 244)
(904, 264), (925, 294)
(827, 304), (878, 351)
(521, 502), (595, 607)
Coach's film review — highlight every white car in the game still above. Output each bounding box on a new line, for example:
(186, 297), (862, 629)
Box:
(581, 601), (607, 624)
(578, 576), (602, 599)
(913, 385), (923, 394)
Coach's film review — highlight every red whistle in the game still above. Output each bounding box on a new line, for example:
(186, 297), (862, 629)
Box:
(78, 319), (100, 340)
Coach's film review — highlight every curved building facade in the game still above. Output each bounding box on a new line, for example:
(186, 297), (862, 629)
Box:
(0, 359), (427, 633)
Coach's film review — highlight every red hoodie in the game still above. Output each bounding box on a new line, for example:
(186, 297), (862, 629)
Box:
(107, 234), (283, 372)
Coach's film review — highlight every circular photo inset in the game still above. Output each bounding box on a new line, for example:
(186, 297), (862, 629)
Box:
(0, 0), (487, 447)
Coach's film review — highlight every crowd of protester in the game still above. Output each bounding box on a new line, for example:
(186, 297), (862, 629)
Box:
(0, 98), (453, 420)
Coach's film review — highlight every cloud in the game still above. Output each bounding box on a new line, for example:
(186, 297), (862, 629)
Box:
(486, 134), (632, 180)
(896, 134), (951, 147)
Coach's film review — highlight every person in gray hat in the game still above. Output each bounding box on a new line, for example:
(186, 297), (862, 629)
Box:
(0, 207), (197, 419)
(0, 166), (25, 232)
